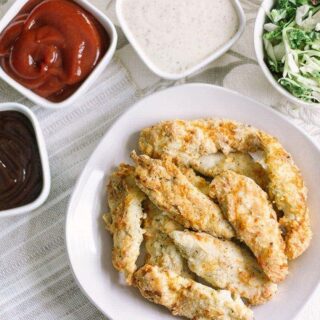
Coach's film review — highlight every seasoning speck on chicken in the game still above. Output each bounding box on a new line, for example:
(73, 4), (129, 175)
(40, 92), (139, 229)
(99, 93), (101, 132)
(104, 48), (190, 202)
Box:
(131, 151), (234, 239)
(134, 264), (254, 320)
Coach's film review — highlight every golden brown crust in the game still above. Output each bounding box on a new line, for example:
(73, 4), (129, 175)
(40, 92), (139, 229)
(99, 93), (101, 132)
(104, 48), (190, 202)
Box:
(131, 151), (235, 239)
(259, 132), (312, 259)
(178, 165), (210, 195)
(139, 119), (311, 259)
(210, 171), (288, 283)
(143, 200), (193, 278)
(138, 119), (218, 164)
(104, 164), (146, 284)
(171, 230), (277, 305)
(191, 152), (268, 190)
(134, 265), (254, 320)
(139, 119), (260, 165)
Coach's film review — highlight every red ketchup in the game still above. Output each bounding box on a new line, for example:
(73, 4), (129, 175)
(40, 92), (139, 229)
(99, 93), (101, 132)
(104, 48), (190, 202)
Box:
(0, 0), (110, 102)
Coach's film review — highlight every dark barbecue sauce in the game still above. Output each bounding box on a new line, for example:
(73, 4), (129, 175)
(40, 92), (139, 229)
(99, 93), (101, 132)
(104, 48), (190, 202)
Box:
(0, 111), (43, 210)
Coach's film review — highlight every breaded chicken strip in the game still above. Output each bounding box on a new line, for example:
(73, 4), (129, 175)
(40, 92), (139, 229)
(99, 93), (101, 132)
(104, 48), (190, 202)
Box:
(170, 230), (277, 305)
(103, 164), (145, 285)
(131, 151), (234, 239)
(139, 119), (260, 165)
(134, 265), (254, 320)
(144, 201), (193, 278)
(210, 171), (288, 283)
(191, 152), (268, 190)
(259, 132), (312, 260)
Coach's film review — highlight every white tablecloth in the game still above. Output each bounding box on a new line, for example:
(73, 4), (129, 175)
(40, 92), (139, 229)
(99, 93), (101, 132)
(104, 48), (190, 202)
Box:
(0, 1), (319, 319)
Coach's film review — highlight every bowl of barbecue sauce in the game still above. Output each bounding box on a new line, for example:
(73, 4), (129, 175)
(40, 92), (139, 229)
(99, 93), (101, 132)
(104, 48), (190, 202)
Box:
(0, 0), (117, 109)
(0, 103), (50, 217)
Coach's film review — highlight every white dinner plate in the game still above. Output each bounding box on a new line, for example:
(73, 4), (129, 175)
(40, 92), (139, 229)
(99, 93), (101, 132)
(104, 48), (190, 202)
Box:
(66, 83), (320, 320)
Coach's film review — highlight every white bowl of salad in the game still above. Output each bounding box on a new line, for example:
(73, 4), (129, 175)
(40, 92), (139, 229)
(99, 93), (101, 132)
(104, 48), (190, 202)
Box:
(255, 0), (320, 106)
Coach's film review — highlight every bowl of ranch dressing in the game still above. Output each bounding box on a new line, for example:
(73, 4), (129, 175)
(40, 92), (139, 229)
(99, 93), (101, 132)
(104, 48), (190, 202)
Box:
(117, 0), (245, 80)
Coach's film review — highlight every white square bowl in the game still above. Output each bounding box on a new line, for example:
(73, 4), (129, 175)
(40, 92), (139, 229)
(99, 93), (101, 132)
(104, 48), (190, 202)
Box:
(0, 0), (118, 109)
(0, 103), (50, 217)
(116, 0), (246, 80)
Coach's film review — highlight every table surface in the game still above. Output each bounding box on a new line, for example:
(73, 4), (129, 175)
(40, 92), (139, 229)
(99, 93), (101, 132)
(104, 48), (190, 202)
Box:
(0, 0), (320, 319)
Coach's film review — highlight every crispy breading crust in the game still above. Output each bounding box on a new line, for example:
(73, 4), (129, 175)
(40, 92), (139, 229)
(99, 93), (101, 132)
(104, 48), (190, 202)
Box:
(259, 132), (312, 260)
(104, 164), (145, 284)
(178, 165), (210, 195)
(143, 201), (193, 278)
(191, 152), (268, 190)
(131, 151), (235, 239)
(139, 119), (311, 259)
(139, 119), (260, 165)
(134, 265), (253, 320)
(171, 230), (277, 305)
(210, 171), (288, 283)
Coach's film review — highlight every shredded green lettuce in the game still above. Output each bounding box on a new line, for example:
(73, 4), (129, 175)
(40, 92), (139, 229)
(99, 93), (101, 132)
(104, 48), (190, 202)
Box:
(263, 0), (320, 102)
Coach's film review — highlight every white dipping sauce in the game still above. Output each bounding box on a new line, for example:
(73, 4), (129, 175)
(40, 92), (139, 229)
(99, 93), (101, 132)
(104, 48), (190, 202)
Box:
(121, 0), (239, 74)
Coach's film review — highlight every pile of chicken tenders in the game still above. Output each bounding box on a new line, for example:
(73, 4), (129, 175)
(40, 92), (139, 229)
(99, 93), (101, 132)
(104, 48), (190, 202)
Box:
(103, 119), (312, 320)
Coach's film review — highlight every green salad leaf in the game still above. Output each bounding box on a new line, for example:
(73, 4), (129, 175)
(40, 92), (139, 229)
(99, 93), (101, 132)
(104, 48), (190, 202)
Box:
(263, 0), (320, 102)
(288, 29), (313, 48)
(279, 77), (313, 100)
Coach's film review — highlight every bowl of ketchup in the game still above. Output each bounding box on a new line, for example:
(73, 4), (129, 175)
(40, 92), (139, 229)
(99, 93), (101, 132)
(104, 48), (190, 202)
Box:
(0, 0), (117, 108)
